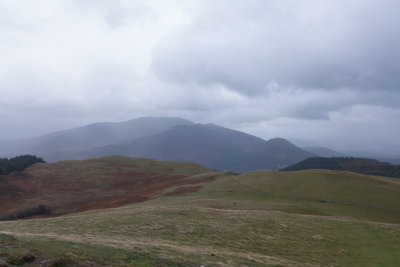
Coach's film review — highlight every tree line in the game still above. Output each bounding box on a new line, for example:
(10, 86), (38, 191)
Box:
(281, 157), (400, 179)
(0, 155), (45, 175)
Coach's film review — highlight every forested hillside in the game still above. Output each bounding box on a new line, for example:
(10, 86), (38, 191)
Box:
(282, 157), (400, 178)
(0, 155), (44, 175)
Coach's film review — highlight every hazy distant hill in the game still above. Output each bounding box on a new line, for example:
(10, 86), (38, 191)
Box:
(88, 123), (314, 172)
(1, 117), (314, 171)
(303, 146), (343, 157)
(282, 156), (400, 179)
(0, 117), (193, 161)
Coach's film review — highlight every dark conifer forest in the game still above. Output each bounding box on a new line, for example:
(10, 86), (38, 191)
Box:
(0, 155), (45, 175)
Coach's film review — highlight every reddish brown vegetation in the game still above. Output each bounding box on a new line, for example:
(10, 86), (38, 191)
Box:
(0, 157), (218, 219)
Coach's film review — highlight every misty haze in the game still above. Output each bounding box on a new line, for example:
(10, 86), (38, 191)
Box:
(0, 1), (400, 266)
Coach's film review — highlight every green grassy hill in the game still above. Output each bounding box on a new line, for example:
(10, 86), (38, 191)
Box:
(192, 169), (400, 223)
(282, 156), (400, 178)
(1, 167), (400, 266)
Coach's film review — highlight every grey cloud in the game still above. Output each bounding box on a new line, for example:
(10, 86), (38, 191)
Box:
(71, 0), (157, 29)
(152, 0), (400, 96)
(0, 0), (399, 157)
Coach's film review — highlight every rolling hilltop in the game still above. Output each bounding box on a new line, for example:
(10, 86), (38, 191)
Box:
(0, 156), (222, 220)
(282, 156), (400, 178)
(0, 117), (314, 172)
(0, 157), (400, 266)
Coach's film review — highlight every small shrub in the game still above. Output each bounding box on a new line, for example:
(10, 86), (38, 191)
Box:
(0, 259), (8, 267)
(0, 205), (51, 221)
(49, 257), (75, 267)
(6, 251), (36, 265)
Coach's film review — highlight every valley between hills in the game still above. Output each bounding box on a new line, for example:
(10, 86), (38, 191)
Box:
(0, 156), (400, 266)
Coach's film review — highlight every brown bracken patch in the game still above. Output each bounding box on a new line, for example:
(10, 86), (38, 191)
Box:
(0, 158), (219, 218)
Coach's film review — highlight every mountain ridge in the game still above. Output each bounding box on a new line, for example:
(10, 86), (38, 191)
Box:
(1, 117), (314, 171)
(0, 117), (194, 160)
(87, 123), (314, 172)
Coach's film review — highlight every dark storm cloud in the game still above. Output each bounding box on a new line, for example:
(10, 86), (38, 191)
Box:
(152, 0), (400, 95)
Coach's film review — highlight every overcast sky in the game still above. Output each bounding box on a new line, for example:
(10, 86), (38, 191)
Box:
(1, 0), (399, 156)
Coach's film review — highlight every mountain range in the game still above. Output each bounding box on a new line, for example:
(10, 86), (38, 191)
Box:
(0, 117), (316, 172)
(0, 117), (193, 159)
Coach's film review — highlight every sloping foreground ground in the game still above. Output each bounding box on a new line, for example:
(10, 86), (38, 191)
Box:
(0, 156), (222, 219)
(1, 168), (400, 265)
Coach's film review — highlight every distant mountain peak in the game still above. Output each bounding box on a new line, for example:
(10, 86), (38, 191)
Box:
(89, 123), (314, 172)
(268, 137), (292, 143)
(1, 118), (314, 172)
(123, 116), (193, 124)
(1, 117), (194, 160)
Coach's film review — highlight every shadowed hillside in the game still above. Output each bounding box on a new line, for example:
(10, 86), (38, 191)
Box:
(282, 156), (400, 178)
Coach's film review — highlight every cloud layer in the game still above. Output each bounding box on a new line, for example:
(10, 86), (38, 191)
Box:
(0, 0), (399, 155)
(153, 0), (400, 93)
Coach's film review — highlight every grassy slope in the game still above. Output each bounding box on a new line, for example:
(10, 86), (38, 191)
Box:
(1, 169), (400, 266)
(192, 169), (400, 223)
(0, 233), (187, 266)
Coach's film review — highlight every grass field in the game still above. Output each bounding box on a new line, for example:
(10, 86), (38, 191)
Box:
(1, 165), (400, 266)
